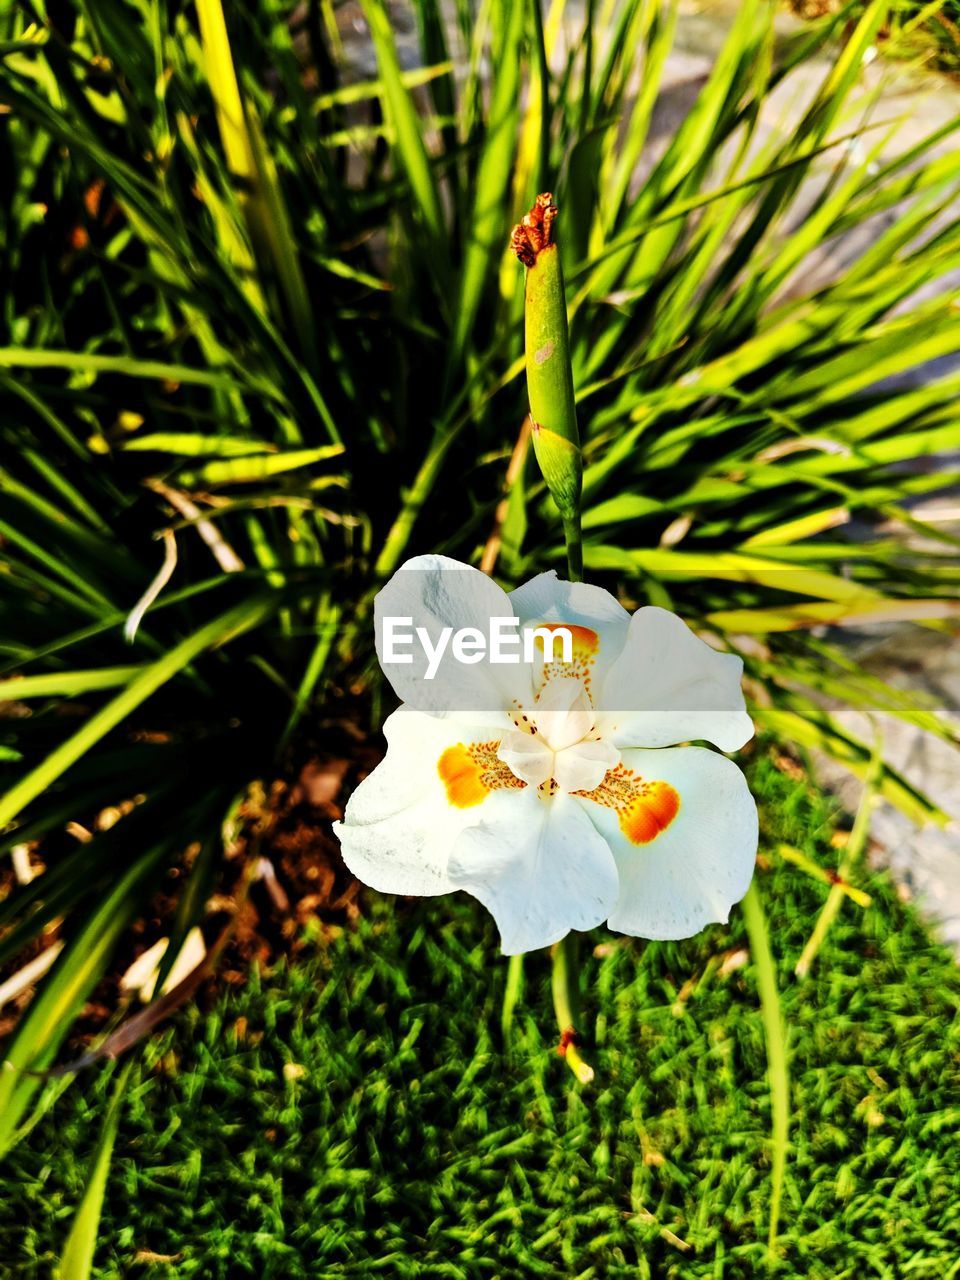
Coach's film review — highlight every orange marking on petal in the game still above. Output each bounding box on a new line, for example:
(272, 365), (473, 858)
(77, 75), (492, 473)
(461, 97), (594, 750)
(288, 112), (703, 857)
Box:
(534, 623), (599, 659)
(438, 745), (487, 808)
(620, 779), (681, 845)
(438, 741), (525, 809)
(576, 765), (680, 846)
(534, 622), (600, 696)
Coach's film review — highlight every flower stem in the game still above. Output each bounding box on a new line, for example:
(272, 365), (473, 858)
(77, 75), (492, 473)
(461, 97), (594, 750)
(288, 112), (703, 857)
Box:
(512, 194), (583, 565)
(501, 952), (524, 1042)
(514, 195), (590, 1083)
(562, 512), (583, 584)
(741, 880), (789, 1260)
(551, 934), (594, 1085)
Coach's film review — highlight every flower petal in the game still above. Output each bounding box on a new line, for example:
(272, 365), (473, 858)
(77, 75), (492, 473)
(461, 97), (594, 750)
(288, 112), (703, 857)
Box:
(334, 707), (511, 896)
(497, 730), (554, 788)
(508, 571), (631, 690)
(553, 737), (620, 794)
(447, 791), (620, 955)
(576, 746), (758, 940)
(596, 607), (753, 751)
(534, 675), (594, 751)
(374, 554), (528, 716)
(509, 570), (631, 636)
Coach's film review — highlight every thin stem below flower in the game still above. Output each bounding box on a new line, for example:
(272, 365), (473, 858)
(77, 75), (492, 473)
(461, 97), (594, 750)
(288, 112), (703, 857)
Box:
(501, 952), (524, 1042)
(551, 934), (594, 1085)
(741, 880), (789, 1261)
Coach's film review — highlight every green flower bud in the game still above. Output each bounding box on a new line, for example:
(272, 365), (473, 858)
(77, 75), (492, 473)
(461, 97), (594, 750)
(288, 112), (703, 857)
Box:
(511, 194), (583, 526)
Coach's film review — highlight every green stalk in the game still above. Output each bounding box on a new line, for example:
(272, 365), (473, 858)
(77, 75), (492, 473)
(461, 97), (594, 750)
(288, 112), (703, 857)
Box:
(512, 193), (583, 575)
(501, 952), (524, 1042)
(741, 880), (789, 1261)
(513, 195), (590, 1080)
(550, 934), (594, 1085)
(562, 513), (583, 582)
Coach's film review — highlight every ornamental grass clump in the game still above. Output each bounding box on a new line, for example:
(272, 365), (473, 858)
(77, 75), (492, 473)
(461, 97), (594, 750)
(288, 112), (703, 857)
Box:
(1, 0), (960, 1266)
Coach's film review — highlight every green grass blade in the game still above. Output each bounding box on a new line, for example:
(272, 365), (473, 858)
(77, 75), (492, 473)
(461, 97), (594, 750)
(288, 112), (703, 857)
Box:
(795, 742), (884, 979)
(0, 349), (249, 391)
(741, 879), (789, 1261)
(178, 444), (344, 487)
(0, 668), (144, 701)
(448, 0), (525, 371)
(0, 839), (170, 1155)
(118, 434), (275, 457)
(360, 0), (447, 256)
(55, 1061), (133, 1280)
(0, 596), (277, 832)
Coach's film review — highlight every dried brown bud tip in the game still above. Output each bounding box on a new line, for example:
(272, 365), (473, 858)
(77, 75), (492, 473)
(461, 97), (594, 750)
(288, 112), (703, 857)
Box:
(510, 192), (558, 266)
(557, 1025), (579, 1057)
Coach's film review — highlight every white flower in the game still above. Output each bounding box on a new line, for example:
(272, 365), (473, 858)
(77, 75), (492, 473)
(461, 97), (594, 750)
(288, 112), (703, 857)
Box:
(334, 556), (758, 955)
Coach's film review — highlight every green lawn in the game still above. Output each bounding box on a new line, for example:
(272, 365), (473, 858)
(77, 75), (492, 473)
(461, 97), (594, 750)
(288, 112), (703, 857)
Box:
(2, 757), (959, 1279)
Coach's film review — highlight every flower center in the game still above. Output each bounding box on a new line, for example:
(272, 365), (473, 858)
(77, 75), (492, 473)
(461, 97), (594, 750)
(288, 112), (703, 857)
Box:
(497, 676), (621, 795)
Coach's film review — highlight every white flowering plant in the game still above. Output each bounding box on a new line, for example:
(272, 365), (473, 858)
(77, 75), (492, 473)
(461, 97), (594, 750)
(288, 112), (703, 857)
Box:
(2, 3), (960, 1267)
(335, 197), (762, 1085)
